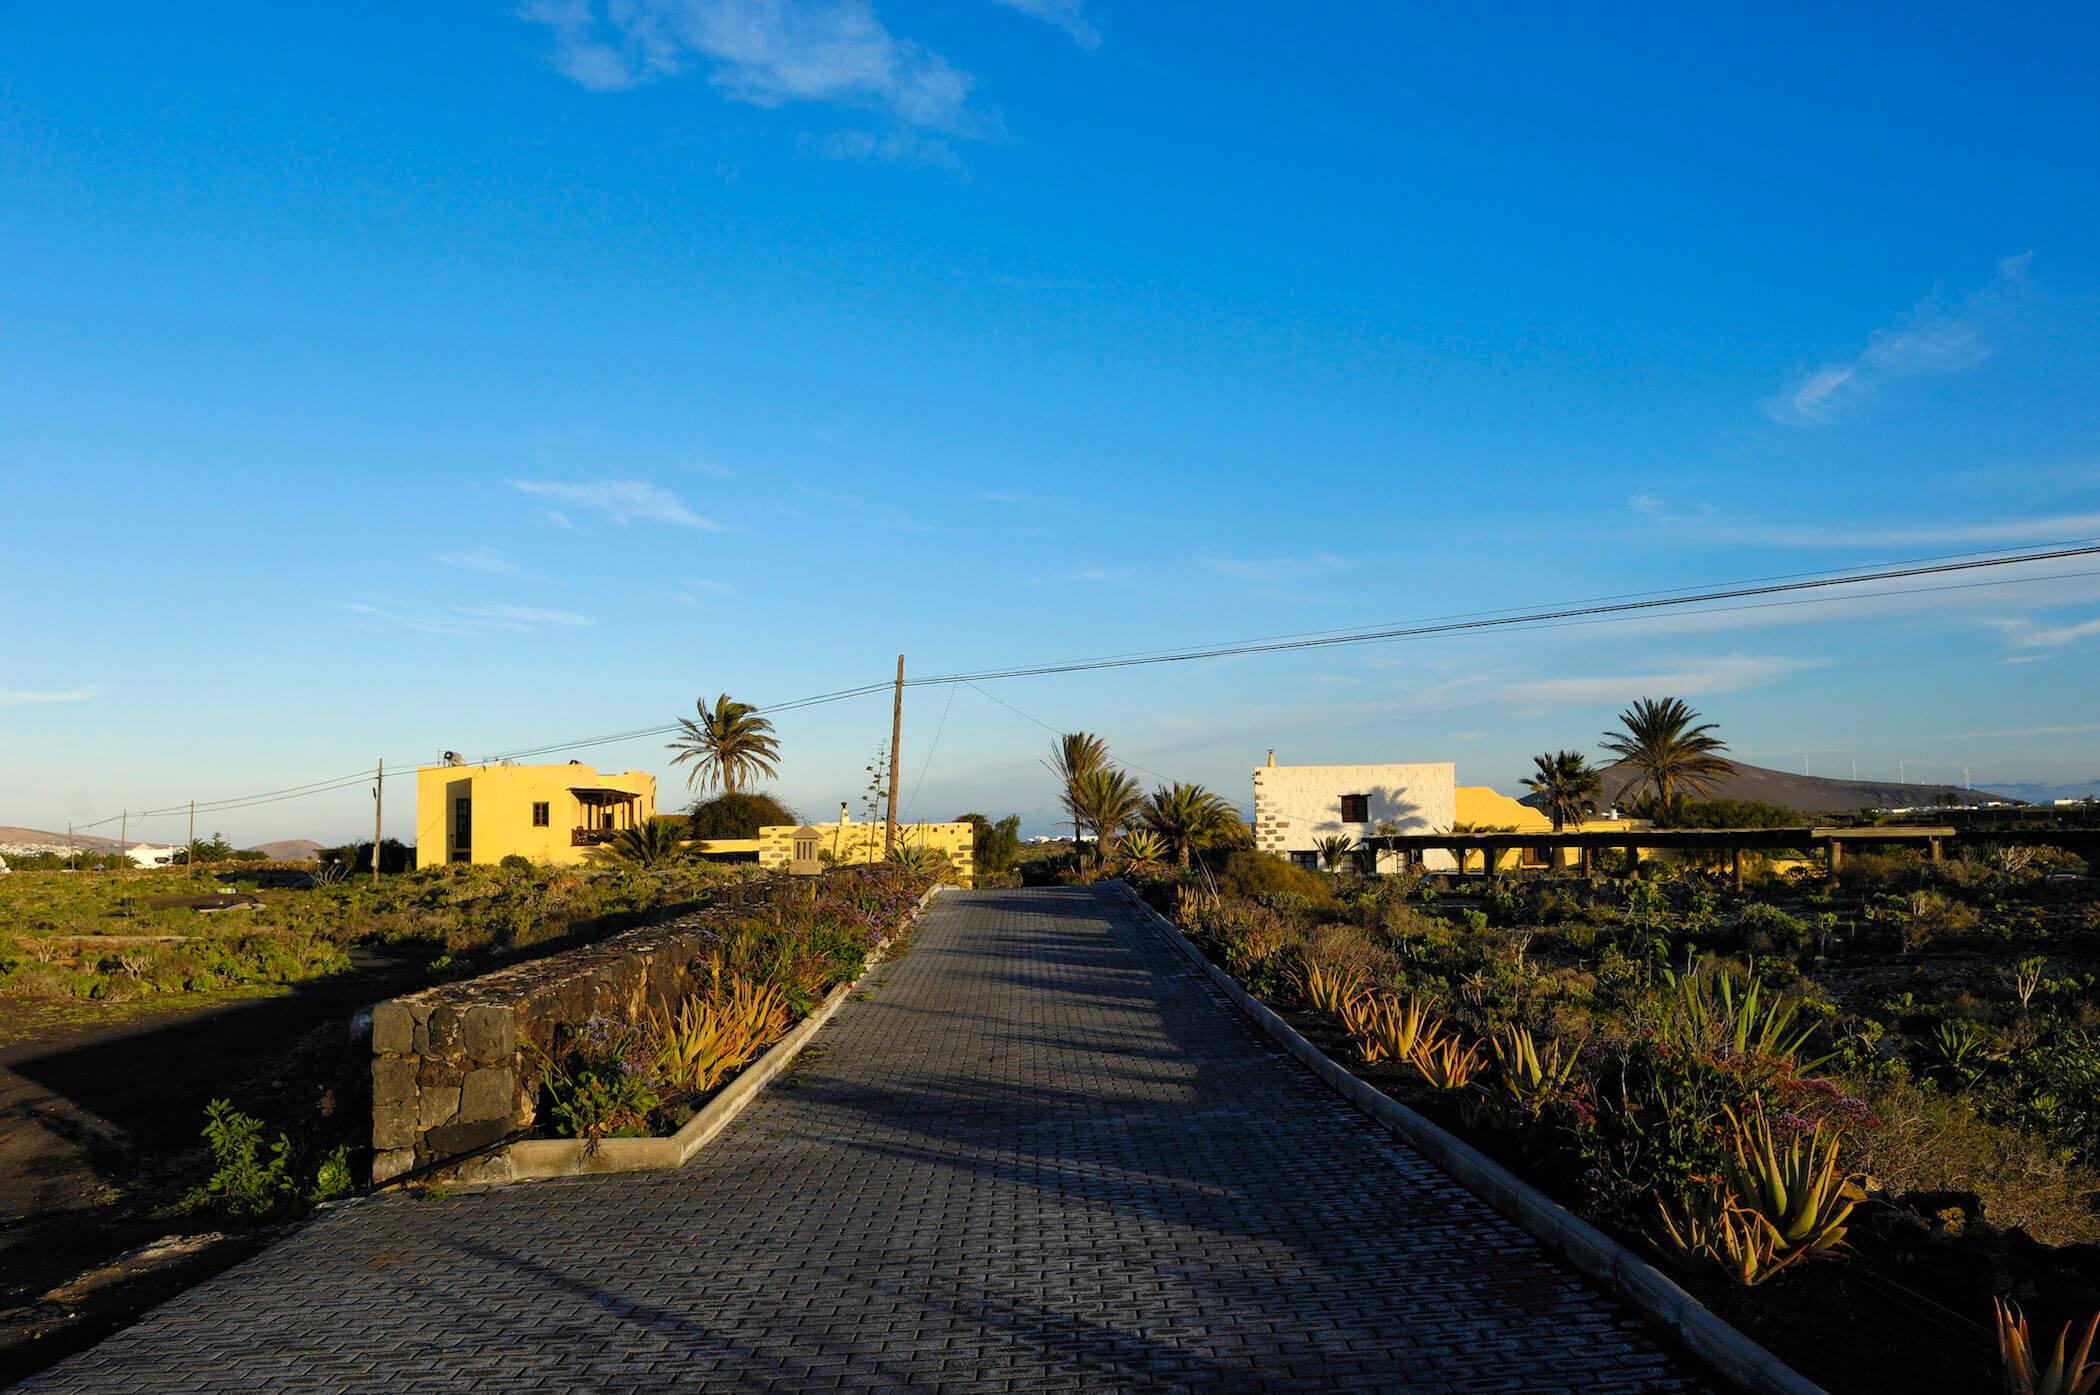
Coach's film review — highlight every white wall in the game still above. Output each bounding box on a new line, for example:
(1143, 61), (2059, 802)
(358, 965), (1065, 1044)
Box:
(1251, 762), (1456, 870)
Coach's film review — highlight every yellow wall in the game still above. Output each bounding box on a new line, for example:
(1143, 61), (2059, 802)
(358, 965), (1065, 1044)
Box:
(414, 763), (656, 869)
(755, 820), (975, 887)
(1449, 787), (1648, 871)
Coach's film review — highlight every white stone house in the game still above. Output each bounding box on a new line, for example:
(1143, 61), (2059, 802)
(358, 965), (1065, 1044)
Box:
(1251, 758), (1457, 871)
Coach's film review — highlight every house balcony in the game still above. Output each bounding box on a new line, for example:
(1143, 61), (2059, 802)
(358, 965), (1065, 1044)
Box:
(571, 826), (621, 847)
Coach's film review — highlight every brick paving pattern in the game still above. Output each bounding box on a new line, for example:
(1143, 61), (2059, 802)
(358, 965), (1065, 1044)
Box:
(27, 886), (1707, 1393)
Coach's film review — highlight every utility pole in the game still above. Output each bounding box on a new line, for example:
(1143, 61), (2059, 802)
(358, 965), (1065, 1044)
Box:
(187, 799), (196, 878)
(372, 759), (384, 886)
(120, 810), (127, 863)
(67, 821), (74, 864)
(885, 655), (904, 854)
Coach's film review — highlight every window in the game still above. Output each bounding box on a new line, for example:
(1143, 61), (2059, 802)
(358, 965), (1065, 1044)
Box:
(1289, 850), (1319, 870)
(531, 801), (550, 828)
(1520, 845), (1550, 869)
(1339, 793), (1369, 823)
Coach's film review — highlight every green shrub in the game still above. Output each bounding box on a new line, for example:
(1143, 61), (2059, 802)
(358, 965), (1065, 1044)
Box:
(686, 792), (797, 840)
(1215, 851), (1334, 913)
(498, 853), (534, 871)
(185, 1099), (298, 1216)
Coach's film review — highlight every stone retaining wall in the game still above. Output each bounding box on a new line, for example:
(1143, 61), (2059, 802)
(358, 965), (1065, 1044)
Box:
(369, 885), (772, 1184)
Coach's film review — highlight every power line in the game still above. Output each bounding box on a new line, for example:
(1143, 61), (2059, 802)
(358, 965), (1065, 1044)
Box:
(61, 540), (2093, 830)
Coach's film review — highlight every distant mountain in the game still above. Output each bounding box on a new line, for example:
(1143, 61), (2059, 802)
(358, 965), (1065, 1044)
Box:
(1525, 761), (2018, 816)
(1980, 779), (2100, 805)
(248, 839), (324, 861)
(0, 825), (129, 853)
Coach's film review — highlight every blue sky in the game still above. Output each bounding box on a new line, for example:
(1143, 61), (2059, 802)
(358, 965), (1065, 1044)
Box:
(5, 2), (2100, 845)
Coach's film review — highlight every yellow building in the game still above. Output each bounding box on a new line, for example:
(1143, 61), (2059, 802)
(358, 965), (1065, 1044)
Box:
(1451, 787), (1647, 872)
(415, 761), (656, 868)
(754, 818), (975, 886)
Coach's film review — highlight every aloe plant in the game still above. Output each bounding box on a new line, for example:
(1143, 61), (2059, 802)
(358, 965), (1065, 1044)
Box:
(1347, 994), (1440, 1067)
(1489, 1026), (1581, 1114)
(1720, 1100), (1863, 1265)
(1412, 1029), (1487, 1089)
(1665, 963), (1825, 1070)
(1298, 960), (1365, 1018)
(1652, 1180), (1785, 1287)
(1995, 1300), (2100, 1395)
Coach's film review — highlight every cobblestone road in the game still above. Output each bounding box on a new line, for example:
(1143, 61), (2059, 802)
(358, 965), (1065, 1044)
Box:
(27, 886), (1706, 1393)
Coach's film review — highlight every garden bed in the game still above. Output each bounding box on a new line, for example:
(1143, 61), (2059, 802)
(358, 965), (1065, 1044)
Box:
(1119, 852), (2100, 1395)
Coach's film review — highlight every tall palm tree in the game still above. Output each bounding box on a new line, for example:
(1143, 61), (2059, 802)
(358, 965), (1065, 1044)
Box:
(1599, 697), (1734, 811)
(1046, 732), (1110, 846)
(668, 694), (781, 795)
(1069, 766), (1143, 863)
(1140, 782), (1236, 866)
(1522, 750), (1604, 832)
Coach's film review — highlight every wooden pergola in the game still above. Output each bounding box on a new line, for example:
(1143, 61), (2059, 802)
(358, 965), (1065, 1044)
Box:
(1359, 826), (1959, 889)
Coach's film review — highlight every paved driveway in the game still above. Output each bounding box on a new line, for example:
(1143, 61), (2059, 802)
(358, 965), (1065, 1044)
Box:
(25, 886), (1705, 1393)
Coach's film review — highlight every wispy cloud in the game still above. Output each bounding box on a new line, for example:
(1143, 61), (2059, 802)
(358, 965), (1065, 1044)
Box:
(1035, 564), (1135, 585)
(980, 490), (1047, 506)
(1628, 496), (2100, 551)
(1987, 615), (2100, 650)
(520, 0), (999, 142)
(1201, 552), (1350, 583)
(0, 685), (100, 707)
(1767, 253), (2030, 424)
(436, 545), (526, 578)
(989, 0), (1098, 47)
(337, 600), (596, 635)
(509, 478), (718, 530)
(805, 126), (964, 174)
(1497, 654), (1824, 708)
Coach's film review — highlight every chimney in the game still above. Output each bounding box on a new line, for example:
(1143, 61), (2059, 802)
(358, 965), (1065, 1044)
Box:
(1266, 749), (1276, 768)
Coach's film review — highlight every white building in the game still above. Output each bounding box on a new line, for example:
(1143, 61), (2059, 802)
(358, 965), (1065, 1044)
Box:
(123, 843), (181, 868)
(1251, 756), (1456, 871)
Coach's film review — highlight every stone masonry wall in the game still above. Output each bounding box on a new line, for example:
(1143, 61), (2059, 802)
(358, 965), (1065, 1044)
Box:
(370, 886), (768, 1184)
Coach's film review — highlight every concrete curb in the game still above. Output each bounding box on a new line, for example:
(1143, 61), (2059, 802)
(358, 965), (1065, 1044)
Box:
(1116, 882), (1826, 1395)
(494, 882), (949, 1183)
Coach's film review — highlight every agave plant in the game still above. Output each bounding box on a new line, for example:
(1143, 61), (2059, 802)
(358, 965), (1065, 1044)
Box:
(1298, 960), (1366, 1018)
(1665, 963), (1825, 1071)
(1488, 1026), (1581, 1115)
(886, 840), (947, 878)
(1995, 1300), (2100, 1395)
(1119, 829), (1169, 871)
(1413, 1029), (1487, 1089)
(1652, 1179), (1786, 1287)
(1928, 1018), (1988, 1082)
(1720, 1100), (1863, 1266)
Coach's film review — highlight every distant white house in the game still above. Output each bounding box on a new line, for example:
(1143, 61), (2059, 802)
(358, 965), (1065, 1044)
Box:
(1252, 756), (1457, 871)
(123, 843), (181, 868)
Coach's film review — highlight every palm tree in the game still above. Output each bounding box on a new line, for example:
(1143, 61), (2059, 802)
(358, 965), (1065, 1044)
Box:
(589, 819), (689, 867)
(1069, 766), (1143, 863)
(1599, 697), (1734, 811)
(1046, 732), (1110, 846)
(1315, 834), (1356, 872)
(1140, 782), (1236, 866)
(668, 694), (781, 795)
(1522, 750), (1604, 832)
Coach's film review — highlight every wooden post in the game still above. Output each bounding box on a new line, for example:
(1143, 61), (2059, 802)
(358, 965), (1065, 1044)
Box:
(1929, 836), (1944, 864)
(1480, 844), (1498, 879)
(884, 655), (903, 855)
(1731, 846), (1744, 891)
(372, 759), (384, 886)
(1826, 837), (1842, 887)
(1579, 844), (1592, 880)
